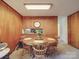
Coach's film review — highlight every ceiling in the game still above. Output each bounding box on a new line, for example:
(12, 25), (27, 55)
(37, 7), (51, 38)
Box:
(3, 0), (79, 16)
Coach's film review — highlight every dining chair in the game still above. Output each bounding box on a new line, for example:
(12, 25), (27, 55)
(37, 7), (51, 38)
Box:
(46, 42), (57, 56)
(23, 44), (33, 56)
(32, 44), (47, 59)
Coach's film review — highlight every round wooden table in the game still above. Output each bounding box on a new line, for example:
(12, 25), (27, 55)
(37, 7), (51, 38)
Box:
(22, 37), (57, 46)
(22, 37), (58, 56)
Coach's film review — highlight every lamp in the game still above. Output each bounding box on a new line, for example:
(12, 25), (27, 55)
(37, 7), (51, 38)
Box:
(24, 3), (52, 10)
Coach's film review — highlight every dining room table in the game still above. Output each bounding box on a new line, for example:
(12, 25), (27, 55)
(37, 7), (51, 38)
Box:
(22, 36), (58, 57)
(22, 36), (58, 46)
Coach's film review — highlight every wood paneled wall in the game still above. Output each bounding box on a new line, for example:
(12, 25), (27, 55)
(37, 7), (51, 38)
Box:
(68, 11), (79, 48)
(23, 16), (58, 38)
(0, 1), (22, 52)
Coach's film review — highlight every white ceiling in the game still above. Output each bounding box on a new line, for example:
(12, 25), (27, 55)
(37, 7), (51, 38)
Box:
(3, 0), (79, 16)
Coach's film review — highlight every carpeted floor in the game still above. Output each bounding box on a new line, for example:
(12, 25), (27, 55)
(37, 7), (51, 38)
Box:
(9, 43), (79, 59)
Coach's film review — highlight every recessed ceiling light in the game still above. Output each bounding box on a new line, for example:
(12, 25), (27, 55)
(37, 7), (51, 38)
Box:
(24, 3), (52, 10)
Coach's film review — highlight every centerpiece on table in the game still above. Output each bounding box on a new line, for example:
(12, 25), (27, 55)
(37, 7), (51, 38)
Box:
(35, 29), (43, 40)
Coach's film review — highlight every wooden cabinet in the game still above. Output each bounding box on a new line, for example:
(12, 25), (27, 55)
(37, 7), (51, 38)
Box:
(68, 11), (79, 48)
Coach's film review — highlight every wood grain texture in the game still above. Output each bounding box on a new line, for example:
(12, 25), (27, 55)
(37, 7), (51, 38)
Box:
(68, 11), (79, 48)
(23, 16), (58, 38)
(0, 1), (22, 52)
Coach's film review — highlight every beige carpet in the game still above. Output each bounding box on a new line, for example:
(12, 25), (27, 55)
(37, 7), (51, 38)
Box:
(9, 43), (79, 59)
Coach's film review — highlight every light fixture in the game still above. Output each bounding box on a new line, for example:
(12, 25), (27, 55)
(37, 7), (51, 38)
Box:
(24, 3), (52, 10)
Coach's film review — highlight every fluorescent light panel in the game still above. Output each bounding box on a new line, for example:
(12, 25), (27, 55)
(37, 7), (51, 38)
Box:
(25, 4), (52, 10)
